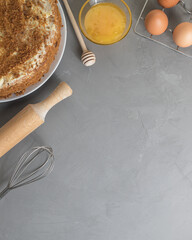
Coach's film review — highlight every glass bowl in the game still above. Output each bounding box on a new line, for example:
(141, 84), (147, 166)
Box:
(79, 0), (132, 45)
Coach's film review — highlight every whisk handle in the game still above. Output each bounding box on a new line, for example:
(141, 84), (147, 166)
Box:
(0, 186), (10, 199)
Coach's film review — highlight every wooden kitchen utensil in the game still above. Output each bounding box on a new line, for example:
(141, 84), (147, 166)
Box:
(62, 0), (96, 66)
(0, 82), (72, 158)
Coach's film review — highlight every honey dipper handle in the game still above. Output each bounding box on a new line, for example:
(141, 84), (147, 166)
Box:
(62, 0), (87, 52)
(32, 82), (73, 119)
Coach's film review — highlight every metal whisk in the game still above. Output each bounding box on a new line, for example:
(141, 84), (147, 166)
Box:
(0, 146), (54, 199)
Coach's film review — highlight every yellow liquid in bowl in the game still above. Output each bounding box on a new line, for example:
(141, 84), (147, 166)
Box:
(84, 3), (127, 44)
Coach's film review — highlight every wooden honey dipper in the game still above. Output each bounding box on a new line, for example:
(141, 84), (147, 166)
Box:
(0, 82), (72, 158)
(62, 0), (96, 66)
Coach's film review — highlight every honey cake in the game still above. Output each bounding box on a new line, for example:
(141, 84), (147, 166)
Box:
(0, 0), (62, 98)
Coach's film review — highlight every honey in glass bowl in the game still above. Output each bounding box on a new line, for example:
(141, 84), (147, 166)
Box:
(79, 0), (132, 45)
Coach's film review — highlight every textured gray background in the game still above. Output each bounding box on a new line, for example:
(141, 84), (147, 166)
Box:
(1, 0), (192, 239)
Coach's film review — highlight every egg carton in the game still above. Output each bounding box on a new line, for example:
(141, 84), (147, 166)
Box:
(134, 0), (192, 58)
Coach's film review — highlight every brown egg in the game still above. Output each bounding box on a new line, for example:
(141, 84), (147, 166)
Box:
(158, 0), (180, 8)
(145, 10), (168, 35)
(173, 22), (192, 48)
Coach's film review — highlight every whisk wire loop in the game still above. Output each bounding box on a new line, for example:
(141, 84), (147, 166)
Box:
(10, 148), (44, 186)
(0, 146), (54, 199)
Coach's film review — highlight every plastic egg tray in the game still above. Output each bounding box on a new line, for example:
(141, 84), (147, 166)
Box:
(134, 0), (192, 58)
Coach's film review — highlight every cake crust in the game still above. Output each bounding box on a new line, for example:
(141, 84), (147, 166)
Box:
(0, 0), (62, 98)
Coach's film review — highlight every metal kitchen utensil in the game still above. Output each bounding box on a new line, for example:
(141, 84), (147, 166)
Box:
(0, 146), (54, 199)
(134, 0), (192, 58)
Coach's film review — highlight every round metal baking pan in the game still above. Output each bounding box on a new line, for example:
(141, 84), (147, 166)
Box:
(0, 1), (67, 103)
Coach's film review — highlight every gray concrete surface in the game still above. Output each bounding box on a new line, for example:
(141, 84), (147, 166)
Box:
(1, 0), (192, 239)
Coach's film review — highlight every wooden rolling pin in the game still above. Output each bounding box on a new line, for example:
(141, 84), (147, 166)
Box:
(0, 82), (72, 158)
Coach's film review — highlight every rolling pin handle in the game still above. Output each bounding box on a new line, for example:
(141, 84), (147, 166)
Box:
(31, 82), (73, 119)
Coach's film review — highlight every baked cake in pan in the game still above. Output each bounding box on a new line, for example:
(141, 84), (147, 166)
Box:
(0, 0), (62, 98)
